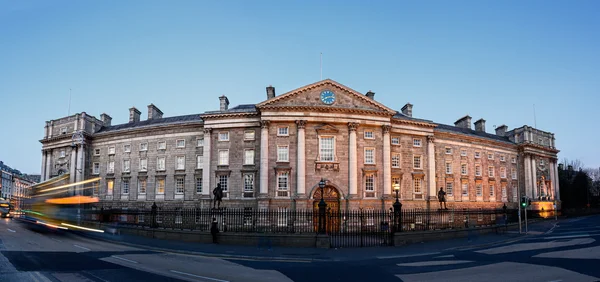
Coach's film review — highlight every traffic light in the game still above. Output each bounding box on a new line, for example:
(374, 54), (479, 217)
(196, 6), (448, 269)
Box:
(521, 196), (528, 208)
(528, 198), (532, 207)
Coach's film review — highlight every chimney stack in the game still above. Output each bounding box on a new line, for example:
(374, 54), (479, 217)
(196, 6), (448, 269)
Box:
(495, 124), (508, 136)
(219, 95), (229, 111)
(454, 115), (472, 129)
(474, 118), (486, 132)
(401, 103), (413, 117)
(100, 113), (112, 127)
(129, 107), (141, 123)
(147, 104), (163, 120)
(266, 85), (276, 100)
(365, 90), (375, 100)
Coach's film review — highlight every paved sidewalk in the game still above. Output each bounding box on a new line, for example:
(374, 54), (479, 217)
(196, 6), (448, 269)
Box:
(76, 219), (556, 262)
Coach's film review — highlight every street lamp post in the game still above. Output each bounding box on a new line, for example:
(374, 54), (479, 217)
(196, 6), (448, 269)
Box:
(393, 182), (402, 233)
(318, 178), (327, 234)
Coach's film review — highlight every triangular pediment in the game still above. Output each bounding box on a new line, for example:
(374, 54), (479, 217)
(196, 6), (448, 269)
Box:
(257, 79), (396, 115)
(315, 123), (339, 134)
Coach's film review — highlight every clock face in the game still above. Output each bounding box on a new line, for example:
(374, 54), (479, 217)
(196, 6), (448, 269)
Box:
(320, 90), (336, 105)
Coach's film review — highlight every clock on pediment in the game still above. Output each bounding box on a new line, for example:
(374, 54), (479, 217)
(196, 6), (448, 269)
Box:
(320, 90), (336, 105)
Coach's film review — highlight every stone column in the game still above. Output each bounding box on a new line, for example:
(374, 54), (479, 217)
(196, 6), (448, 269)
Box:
(524, 154), (532, 198)
(296, 120), (307, 195)
(549, 160), (556, 200)
(382, 125), (391, 196)
(553, 161), (561, 201)
(531, 158), (538, 199)
(427, 136), (436, 200)
(70, 147), (77, 194)
(348, 123), (359, 195)
(41, 150), (47, 181)
(76, 145), (84, 183)
(202, 128), (212, 196)
(45, 149), (52, 180)
(260, 121), (270, 195)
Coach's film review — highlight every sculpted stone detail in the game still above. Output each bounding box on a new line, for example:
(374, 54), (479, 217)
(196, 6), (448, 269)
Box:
(427, 135), (435, 143)
(261, 120), (270, 128)
(295, 120), (307, 129)
(382, 125), (391, 134)
(203, 128), (212, 134)
(348, 122), (359, 131)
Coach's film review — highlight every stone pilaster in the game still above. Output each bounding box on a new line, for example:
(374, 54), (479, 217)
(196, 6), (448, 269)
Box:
(70, 147), (77, 185)
(531, 158), (537, 199)
(296, 120), (307, 195)
(348, 122), (359, 195)
(382, 125), (391, 196)
(549, 160), (556, 200)
(45, 149), (52, 180)
(202, 128), (212, 196)
(41, 150), (47, 182)
(553, 161), (561, 201)
(524, 154), (532, 198)
(427, 135), (436, 200)
(260, 120), (270, 195)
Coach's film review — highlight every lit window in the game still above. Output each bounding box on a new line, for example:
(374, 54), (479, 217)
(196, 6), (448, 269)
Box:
(157, 157), (166, 171)
(244, 131), (255, 140)
(176, 156), (185, 170)
(107, 179), (114, 195)
(392, 154), (400, 168)
(93, 163), (100, 175)
(461, 164), (468, 175)
(413, 138), (421, 147)
(244, 174), (254, 192)
(244, 149), (254, 165)
(124, 144), (131, 152)
(122, 179), (130, 194)
(488, 166), (495, 178)
(218, 150), (229, 165)
(176, 139), (185, 148)
(108, 161), (115, 173)
(445, 162), (452, 174)
(319, 136), (335, 162)
(364, 131), (374, 139)
(108, 146), (115, 155)
(218, 132), (229, 141)
(176, 177), (184, 194)
(195, 177), (202, 193)
(445, 147), (452, 154)
(413, 156), (422, 169)
(446, 182), (453, 196)
(157, 141), (166, 150)
(138, 178), (147, 194)
(196, 138), (204, 147)
(140, 142), (148, 151)
(277, 146), (289, 162)
(123, 159), (130, 172)
(391, 137), (400, 145)
(413, 178), (422, 194)
(364, 148), (375, 164)
(278, 127), (289, 136)
(196, 154), (203, 169)
(156, 178), (165, 194)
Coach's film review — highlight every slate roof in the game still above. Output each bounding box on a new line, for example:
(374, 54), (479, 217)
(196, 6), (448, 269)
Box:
(203, 104), (257, 115)
(392, 111), (434, 123)
(96, 114), (203, 133)
(434, 123), (514, 144)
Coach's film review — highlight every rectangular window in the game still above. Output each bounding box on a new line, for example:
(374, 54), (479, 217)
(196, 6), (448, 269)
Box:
(392, 176), (400, 188)
(196, 154), (203, 169)
(244, 130), (255, 140)
(218, 175), (228, 192)
(218, 150), (229, 165)
(446, 182), (453, 196)
(123, 160), (131, 172)
(176, 156), (185, 170)
(364, 148), (375, 164)
(176, 177), (184, 194)
(365, 174), (375, 196)
(124, 144), (131, 152)
(414, 178), (422, 194)
(364, 131), (374, 139)
(59, 149), (66, 158)
(413, 138), (421, 147)
(490, 184), (495, 197)
(445, 162), (452, 174)
(108, 146), (115, 155)
(60, 127), (67, 134)
(196, 138), (204, 147)
(500, 155), (505, 162)
(140, 158), (147, 171)
(93, 162), (100, 175)
(445, 147), (452, 154)
(392, 154), (400, 168)
(140, 142), (148, 151)
(511, 168), (517, 180)
(176, 139), (185, 148)
(319, 136), (335, 162)
(500, 167), (507, 178)
(511, 157), (517, 164)
(92, 182), (99, 195)
(475, 165), (481, 176)
(488, 166), (495, 178)
(475, 151), (480, 158)
(195, 177), (202, 193)
(413, 156), (422, 169)
(277, 146), (289, 162)
(108, 161), (115, 173)
(244, 174), (254, 192)
(462, 182), (468, 196)
(157, 157), (166, 171)
(488, 153), (494, 160)
(277, 172), (289, 197)
(107, 179), (114, 195)
(277, 127), (289, 136)
(244, 149), (254, 165)
(94, 148), (101, 155)
(461, 163), (468, 175)
(122, 179), (130, 194)
(476, 183), (482, 196)
(138, 178), (147, 194)
(461, 149), (467, 157)
(502, 184), (507, 198)
(158, 141), (166, 150)
(156, 178), (165, 194)
(391, 137), (400, 145)
(218, 132), (229, 141)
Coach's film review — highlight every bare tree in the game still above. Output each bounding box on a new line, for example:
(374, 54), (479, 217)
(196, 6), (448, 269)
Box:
(561, 158), (585, 171)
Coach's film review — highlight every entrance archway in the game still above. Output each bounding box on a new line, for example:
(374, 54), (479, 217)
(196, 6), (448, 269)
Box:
(312, 185), (341, 233)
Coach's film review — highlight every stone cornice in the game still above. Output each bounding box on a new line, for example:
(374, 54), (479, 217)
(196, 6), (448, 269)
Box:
(260, 105), (393, 117)
(39, 131), (93, 144)
(391, 118), (437, 128)
(200, 112), (258, 119)
(519, 143), (560, 154)
(92, 122), (204, 139)
(434, 131), (516, 149)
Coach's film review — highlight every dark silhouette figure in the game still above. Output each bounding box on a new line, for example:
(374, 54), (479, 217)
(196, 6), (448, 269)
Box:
(212, 183), (223, 209)
(210, 217), (219, 243)
(438, 187), (448, 210)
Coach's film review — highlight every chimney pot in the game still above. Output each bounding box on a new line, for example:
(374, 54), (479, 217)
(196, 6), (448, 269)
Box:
(219, 95), (229, 111)
(129, 107), (141, 123)
(147, 104), (163, 120)
(401, 103), (413, 117)
(474, 118), (486, 132)
(365, 91), (375, 100)
(100, 113), (112, 127)
(454, 115), (472, 129)
(266, 85), (276, 99)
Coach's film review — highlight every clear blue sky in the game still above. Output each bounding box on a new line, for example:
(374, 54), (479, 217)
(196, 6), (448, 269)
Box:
(1, 0), (598, 174)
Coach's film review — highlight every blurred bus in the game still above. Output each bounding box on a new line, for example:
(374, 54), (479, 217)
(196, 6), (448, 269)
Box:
(0, 198), (13, 218)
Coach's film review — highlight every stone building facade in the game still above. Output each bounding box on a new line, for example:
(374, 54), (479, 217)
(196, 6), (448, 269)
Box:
(38, 79), (560, 211)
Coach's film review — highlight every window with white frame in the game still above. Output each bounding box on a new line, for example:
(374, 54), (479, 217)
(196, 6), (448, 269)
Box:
(365, 174), (375, 197)
(60, 127), (67, 134)
(123, 159), (131, 172)
(244, 174), (254, 192)
(196, 138), (204, 147)
(59, 149), (66, 158)
(278, 127), (289, 136)
(94, 148), (100, 155)
(108, 161), (115, 173)
(462, 182), (468, 196)
(364, 148), (375, 164)
(490, 184), (495, 197)
(175, 177), (184, 194)
(93, 162), (100, 174)
(414, 178), (422, 194)
(244, 149), (254, 165)
(364, 131), (374, 139)
(500, 155), (505, 162)
(244, 130), (255, 140)
(461, 163), (468, 175)
(392, 154), (400, 168)
(157, 157), (166, 171)
(107, 179), (114, 195)
(92, 182), (99, 195)
(488, 153), (494, 160)
(218, 175), (229, 193)
(195, 177), (202, 193)
(108, 146), (115, 155)
(218, 150), (229, 165)
(218, 132), (229, 141)
(138, 178), (147, 194)
(445, 147), (452, 154)
(445, 162), (452, 174)
(176, 139), (185, 148)
(139, 158), (147, 171)
(176, 156), (185, 170)
(512, 168), (517, 179)
(500, 167), (507, 178)
(391, 137), (400, 145)
(276, 171), (288, 197)
(511, 157), (516, 163)
(319, 136), (335, 162)
(540, 160), (545, 166)
(122, 179), (130, 194)
(157, 141), (166, 150)
(461, 149), (467, 157)
(413, 138), (422, 147)
(488, 166), (495, 178)
(502, 184), (507, 198)
(475, 165), (481, 176)
(446, 182), (453, 196)
(476, 183), (482, 196)
(474, 151), (480, 158)
(124, 144), (131, 152)
(413, 156), (422, 169)
(392, 176), (400, 188)
(277, 146), (289, 162)
(156, 178), (165, 194)
(196, 154), (203, 169)
(140, 142), (148, 151)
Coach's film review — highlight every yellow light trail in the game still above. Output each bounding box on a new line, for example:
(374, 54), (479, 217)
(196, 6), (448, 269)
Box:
(38, 177), (101, 193)
(61, 223), (105, 233)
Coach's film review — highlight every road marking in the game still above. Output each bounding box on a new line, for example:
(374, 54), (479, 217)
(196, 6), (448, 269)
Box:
(7, 229), (15, 233)
(397, 260), (473, 267)
(547, 280), (562, 282)
(170, 270), (230, 282)
(544, 234), (589, 240)
(50, 238), (62, 243)
(83, 271), (110, 282)
(377, 252), (440, 259)
(434, 255), (455, 258)
(73, 244), (91, 251)
(111, 255), (138, 264)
